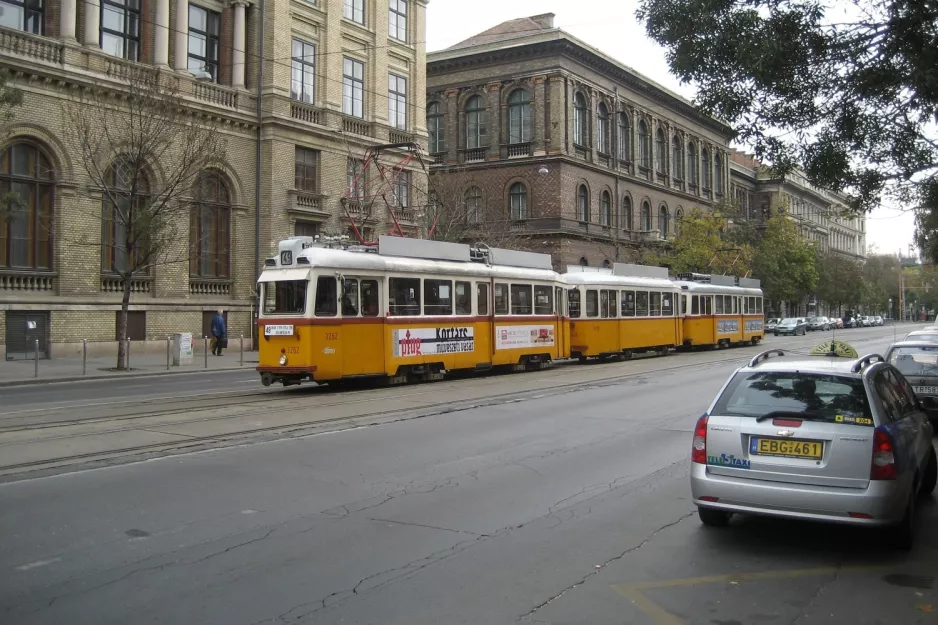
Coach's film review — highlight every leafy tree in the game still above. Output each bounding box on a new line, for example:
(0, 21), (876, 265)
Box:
(636, 0), (938, 250)
(65, 68), (226, 370)
(815, 251), (863, 316)
(643, 207), (753, 275)
(753, 213), (818, 313)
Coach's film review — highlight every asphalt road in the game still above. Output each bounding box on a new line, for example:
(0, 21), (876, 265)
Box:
(1, 326), (935, 625)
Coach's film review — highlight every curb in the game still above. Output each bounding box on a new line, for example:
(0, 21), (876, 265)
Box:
(0, 365), (258, 388)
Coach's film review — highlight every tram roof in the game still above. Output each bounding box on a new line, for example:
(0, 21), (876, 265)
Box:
(561, 271), (678, 289)
(673, 280), (763, 296)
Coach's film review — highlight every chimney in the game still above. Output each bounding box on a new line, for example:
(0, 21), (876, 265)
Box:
(530, 13), (555, 29)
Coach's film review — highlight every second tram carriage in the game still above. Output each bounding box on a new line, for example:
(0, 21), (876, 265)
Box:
(675, 273), (765, 348)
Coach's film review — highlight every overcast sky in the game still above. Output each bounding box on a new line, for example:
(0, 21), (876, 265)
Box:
(425, 0), (917, 258)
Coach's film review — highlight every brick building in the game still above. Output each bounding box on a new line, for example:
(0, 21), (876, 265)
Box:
(425, 13), (735, 270)
(0, 0), (428, 358)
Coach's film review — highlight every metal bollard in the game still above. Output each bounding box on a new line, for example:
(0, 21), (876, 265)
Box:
(240, 335), (244, 366)
(204, 336), (208, 368)
(166, 336), (171, 370)
(34, 338), (39, 379)
(126, 338), (131, 370)
(82, 339), (87, 376)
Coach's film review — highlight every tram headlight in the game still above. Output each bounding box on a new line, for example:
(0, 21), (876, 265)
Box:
(279, 354), (288, 366)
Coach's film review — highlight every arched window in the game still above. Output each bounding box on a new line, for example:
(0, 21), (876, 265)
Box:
(577, 184), (589, 222)
(638, 119), (650, 168)
(427, 101), (444, 154)
(622, 195), (633, 230)
(508, 89), (532, 144)
(579, 256), (589, 267)
(675, 207), (684, 235)
(0, 142), (54, 269)
(509, 182), (527, 221)
(714, 152), (725, 195)
(659, 205), (669, 238)
(617, 113), (630, 161)
(671, 136), (683, 180)
(702, 148), (712, 190)
(641, 200), (651, 231)
(190, 172), (231, 279)
(655, 127), (666, 173)
(597, 103), (609, 154)
(687, 141), (699, 186)
(574, 92), (588, 146)
(602, 259), (611, 268)
(102, 157), (149, 274)
(600, 190), (611, 226)
(465, 186), (482, 223)
(465, 95), (485, 150)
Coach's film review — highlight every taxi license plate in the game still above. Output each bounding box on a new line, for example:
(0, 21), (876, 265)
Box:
(914, 386), (938, 395)
(750, 437), (823, 459)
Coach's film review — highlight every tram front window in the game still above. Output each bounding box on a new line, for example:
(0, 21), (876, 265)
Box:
(264, 280), (308, 315)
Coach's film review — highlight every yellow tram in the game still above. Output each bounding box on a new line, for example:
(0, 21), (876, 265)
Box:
(257, 236), (569, 386)
(563, 264), (684, 360)
(675, 273), (765, 348)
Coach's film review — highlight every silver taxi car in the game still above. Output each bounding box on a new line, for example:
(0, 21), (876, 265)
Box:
(691, 343), (936, 548)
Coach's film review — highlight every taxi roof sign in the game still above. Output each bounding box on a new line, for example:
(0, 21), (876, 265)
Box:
(810, 340), (858, 358)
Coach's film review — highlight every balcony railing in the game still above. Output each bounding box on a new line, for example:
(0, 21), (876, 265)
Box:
(507, 142), (532, 158)
(100, 275), (152, 294)
(194, 81), (238, 108)
(343, 117), (372, 136)
(291, 101), (322, 125)
(0, 271), (57, 292)
(389, 129), (414, 144)
(431, 152), (446, 165)
(0, 27), (63, 64)
(342, 198), (374, 221)
(190, 279), (231, 296)
(295, 192), (322, 211)
(391, 207), (416, 224)
(461, 147), (487, 163)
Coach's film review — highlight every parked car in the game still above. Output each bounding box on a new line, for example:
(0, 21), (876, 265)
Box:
(885, 341), (938, 427)
(843, 316), (858, 328)
(691, 345), (937, 548)
(775, 317), (808, 336)
(874, 316), (884, 326)
(766, 318), (781, 333)
(831, 318), (845, 329)
(862, 316), (873, 327)
(807, 316), (830, 331)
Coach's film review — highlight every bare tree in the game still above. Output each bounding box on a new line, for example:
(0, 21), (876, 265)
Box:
(64, 68), (226, 370)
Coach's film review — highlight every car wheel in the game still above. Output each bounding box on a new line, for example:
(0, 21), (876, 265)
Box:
(890, 494), (915, 551)
(697, 507), (731, 527)
(921, 447), (937, 496)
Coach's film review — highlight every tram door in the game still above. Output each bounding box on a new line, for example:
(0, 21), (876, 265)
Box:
(341, 277), (384, 376)
(556, 286), (570, 358)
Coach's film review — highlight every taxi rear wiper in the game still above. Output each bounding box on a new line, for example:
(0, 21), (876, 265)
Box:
(756, 410), (827, 422)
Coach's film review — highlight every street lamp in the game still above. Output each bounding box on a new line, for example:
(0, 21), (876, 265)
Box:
(538, 165), (549, 176)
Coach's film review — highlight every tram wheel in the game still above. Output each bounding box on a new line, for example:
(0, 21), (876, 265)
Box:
(621, 350), (632, 361)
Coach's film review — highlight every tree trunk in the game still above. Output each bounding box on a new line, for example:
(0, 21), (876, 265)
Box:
(117, 279), (132, 370)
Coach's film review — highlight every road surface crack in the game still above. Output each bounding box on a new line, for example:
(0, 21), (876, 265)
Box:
(516, 510), (695, 622)
(366, 517), (480, 536)
(790, 566), (840, 625)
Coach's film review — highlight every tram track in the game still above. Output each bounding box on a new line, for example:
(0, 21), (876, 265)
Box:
(0, 328), (904, 480)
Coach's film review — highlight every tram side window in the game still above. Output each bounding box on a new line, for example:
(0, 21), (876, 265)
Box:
(604, 290), (617, 317)
(662, 292), (673, 316)
(265, 280), (308, 315)
(425, 279), (453, 315)
(389, 277), (421, 316)
(691, 295), (699, 315)
(511, 284), (533, 314)
(569, 289), (581, 318)
(621, 290), (636, 317)
(477, 283), (489, 315)
(455, 281), (472, 315)
(342, 279), (359, 316)
(534, 285), (553, 315)
(585, 290), (599, 317)
(634, 291), (648, 316)
(650, 292), (661, 316)
(360, 280), (379, 317)
(733, 296), (739, 314)
(600, 290), (609, 318)
(704, 296), (713, 315)
(757, 298), (763, 314)
(494, 284), (509, 314)
(314, 277), (337, 317)
(715, 294), (724, 314)
(556, 287), (565, 316)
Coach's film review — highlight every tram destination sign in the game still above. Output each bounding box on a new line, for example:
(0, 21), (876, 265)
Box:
(264, 325), (295, 336)
(393, 327), (474, 357)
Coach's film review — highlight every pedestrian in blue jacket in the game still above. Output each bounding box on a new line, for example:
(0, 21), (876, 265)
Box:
(211, 309), (227, 356)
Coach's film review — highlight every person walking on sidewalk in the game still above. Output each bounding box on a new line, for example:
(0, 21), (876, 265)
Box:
(211, 310), (227, 356)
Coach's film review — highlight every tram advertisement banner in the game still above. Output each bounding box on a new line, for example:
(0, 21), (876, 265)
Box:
(393, 327), (474, 357)
(495, 325), (555, 350)
(717, 320), (739, 334)
(745, 319), (764, 332)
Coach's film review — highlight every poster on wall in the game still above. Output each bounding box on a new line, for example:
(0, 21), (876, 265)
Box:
(393, 327), (474, 357)
(717, 320), (740, 334)
(495, 325), (555, 350)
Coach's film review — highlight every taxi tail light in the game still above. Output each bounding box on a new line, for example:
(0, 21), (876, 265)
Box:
(691, 415), (708, 464)
(870, 427), (897, 481)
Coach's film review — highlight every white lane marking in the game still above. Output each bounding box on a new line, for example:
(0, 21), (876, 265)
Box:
(241, 509), (258, 514)
(15, 558), (60, 571)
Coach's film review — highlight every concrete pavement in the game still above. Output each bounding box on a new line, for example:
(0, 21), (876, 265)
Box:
(0, 326), (933, 624)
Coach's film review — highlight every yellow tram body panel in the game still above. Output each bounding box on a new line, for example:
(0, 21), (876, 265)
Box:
(675, 279), (764, 348)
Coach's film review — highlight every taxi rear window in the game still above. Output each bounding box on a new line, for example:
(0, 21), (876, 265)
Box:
(713, 371), (873, 424)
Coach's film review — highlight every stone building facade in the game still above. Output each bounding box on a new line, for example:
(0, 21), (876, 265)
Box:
(0, 0), (428, 358)
(425, 13), (735, 271)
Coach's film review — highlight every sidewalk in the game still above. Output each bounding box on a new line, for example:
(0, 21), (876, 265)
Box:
(0, 349), (259, 386)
